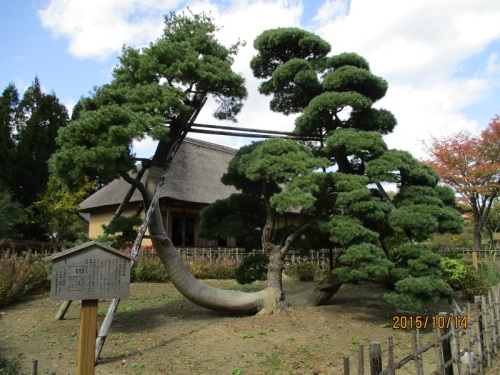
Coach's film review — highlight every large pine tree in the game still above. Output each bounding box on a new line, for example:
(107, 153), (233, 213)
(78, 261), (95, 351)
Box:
(199, 28), (464, 310)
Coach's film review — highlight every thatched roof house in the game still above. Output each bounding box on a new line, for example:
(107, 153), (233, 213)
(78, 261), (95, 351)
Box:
(79, 138), (239, 247)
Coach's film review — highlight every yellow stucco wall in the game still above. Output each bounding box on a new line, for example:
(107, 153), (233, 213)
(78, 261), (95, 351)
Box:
(87, 205), (151, 242)
(85, 203), (221, 247)
(85, 202), (298, 248)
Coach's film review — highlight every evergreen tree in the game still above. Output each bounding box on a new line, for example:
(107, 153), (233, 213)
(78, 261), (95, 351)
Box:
(14, 77), (69, 208)
(1, 80), (69, 240)
(0, 185), (23, 240)
(199, 28), (463, 309)
(0, 84), (19, 190)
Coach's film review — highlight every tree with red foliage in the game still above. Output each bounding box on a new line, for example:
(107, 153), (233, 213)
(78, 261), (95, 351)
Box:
(426, 116), (500, 250)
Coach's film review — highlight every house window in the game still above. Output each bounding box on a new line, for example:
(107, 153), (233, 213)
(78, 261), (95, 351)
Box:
(172, 216), (195, 247)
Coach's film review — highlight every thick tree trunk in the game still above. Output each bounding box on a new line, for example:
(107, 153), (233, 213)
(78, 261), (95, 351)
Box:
(486, 227), (495, 249)
(266, 245), (287, 309)
(287, 273), (343, 306)
(472, 207), (484, 251)
(473, 221), (483, 251)
(147, 166), (276, 314)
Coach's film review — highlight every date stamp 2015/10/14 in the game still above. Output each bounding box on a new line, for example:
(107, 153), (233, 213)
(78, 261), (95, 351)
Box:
(392, 315), (467, 330)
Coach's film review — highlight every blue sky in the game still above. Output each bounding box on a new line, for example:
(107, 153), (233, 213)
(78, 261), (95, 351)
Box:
(1, 0), (499, 159)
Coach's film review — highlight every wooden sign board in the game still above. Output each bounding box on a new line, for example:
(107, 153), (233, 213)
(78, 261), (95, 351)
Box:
(45, 241), (133, 301)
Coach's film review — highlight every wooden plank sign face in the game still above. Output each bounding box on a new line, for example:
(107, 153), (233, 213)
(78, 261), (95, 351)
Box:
(45, 241), (132, 301)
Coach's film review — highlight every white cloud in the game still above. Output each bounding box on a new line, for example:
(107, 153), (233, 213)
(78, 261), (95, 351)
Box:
(485, 52), (500, 81)
(38, 0), (182, 60)
(313, 0), (500, 157)
(313, 0), (349, 23)
(38, 0), (500, 159)
(64, 99), (76, 117)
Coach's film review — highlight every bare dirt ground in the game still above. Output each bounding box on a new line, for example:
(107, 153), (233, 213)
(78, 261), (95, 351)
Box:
(0, 279), (498, 375)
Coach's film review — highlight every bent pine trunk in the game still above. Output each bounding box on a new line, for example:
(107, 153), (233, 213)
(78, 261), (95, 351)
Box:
(147, 166), (276, 314)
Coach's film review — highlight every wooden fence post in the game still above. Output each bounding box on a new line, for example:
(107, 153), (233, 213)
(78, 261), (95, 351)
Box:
(433, 322), (444, 375)
(489, 290), (498, 355)
(344, 356), (350, 375)
(31, 359), (38, 375)
(358, 344), (364, 375)
(387, 336), (395, 375)
(450, 318), (462, 375)
(465, 303), (475, 374)
(494, 286), (500, 338)
(439, 312), (454, 375)
(412, 330), (424, 375)
(474, 297), (485, 374)
(482, 294), (492, 367)
(493, 286), (500, 354)
(369, 341), (382, 375)
(472, 251), (478, 270)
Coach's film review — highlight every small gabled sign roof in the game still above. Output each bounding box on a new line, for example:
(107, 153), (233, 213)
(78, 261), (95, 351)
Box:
(44, 240), (134, 262)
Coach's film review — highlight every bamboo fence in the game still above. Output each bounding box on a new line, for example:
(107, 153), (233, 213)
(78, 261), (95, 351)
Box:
(339, 285), (500, 375)
(136, 246), (340, 269)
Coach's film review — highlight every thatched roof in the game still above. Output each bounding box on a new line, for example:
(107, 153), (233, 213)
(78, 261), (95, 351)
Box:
(79, 138), (238, 211)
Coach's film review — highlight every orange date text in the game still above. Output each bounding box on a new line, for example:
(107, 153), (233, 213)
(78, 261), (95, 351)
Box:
(392, 315), (467, 330)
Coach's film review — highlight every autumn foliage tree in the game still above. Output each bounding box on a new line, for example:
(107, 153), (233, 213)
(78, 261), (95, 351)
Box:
(426, 116), (500, 250)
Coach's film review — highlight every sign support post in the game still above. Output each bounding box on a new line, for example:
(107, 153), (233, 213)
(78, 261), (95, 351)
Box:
(78, 299), (98, 375)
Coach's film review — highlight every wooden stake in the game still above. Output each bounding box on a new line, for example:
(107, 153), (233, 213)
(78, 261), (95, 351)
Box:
(433, 322), (444, 375)
(466, 303), (474, 374)
(369, 341), (382, 375)
(439, 312), (453, 375)
(78, 299), (98, 375)
(387, 337), (395, 375)
(343, 356), (350, 375)
(358, 344), (364, 375)
(472, 251), (478, 270)
(475, 297), (484, 374)
(54, 300), (72, 320)
(412, 330), (424, 375)
(31, 359), (38, 375)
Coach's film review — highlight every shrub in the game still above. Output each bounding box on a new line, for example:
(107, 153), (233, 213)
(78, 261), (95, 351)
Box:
(439, 257), (490, 300)
(186, 254), (238, 279)
(440, 257), (467, 290)
(131, 257), (169, 283)
(130, 252), (239, 282)
(234, 255), (268, 284)
(286, 262), (318, 281)
(462, 264), (490, 300)
(0, 250), (48, 307)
